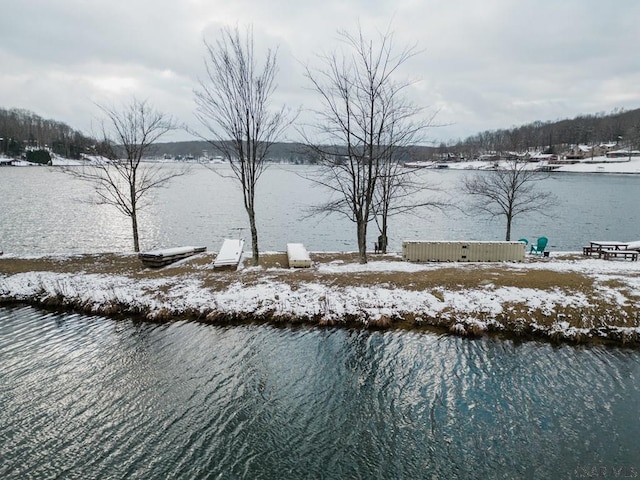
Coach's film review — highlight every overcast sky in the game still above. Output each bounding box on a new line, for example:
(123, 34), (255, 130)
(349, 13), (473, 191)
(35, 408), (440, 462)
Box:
(2, 0), (640, 144)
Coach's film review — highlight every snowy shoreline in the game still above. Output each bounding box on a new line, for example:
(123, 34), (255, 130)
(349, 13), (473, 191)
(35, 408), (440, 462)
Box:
(405, 154), (640, 174)
(1, 251), (639, 347)
(1, 153), (640, 175)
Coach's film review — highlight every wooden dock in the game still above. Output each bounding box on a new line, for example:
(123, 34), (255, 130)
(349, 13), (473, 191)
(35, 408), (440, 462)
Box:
(139, 246), (206, 268)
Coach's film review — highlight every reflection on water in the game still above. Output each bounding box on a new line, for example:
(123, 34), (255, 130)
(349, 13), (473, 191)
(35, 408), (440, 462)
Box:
(1, 165), (640, 254)
(1, 306), (639, 479)
(0, 166), (131, 253)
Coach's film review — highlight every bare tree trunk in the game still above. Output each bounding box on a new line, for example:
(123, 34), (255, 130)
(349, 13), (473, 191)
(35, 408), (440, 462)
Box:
(380, 214), (388, 254)
(130, 176), (140, 252)
(132, 213), (140, 253)
(248, 208), (259, 266)
(357, 219), (368, 264)
(505, 214), (512, 241)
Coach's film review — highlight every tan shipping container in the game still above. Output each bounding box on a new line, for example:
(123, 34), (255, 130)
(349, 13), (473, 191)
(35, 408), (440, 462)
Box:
(402, 241), (525, 262)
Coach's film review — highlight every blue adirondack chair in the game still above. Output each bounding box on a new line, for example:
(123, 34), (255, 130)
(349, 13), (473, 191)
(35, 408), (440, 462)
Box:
(518, 238), (528, 246)
(530, 236), (548, 255)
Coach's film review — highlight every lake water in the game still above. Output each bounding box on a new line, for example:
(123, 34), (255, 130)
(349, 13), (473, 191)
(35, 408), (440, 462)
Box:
(1, 164), (639, 254)
(2, 165), (640, 478)
(1, 305), (639, 479)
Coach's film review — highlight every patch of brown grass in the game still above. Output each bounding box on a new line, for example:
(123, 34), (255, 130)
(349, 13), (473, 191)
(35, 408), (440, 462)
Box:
(0, 251), (604, 295)
(3, 251), (639, 345)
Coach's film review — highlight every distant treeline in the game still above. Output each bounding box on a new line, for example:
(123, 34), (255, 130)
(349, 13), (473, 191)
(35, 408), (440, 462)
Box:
(151, 140), (437, 164)
(0, 108), (94, 159)
(157, 108), (640, 161)
(3, 105), (640, 161)
(449, 107), (640, 157)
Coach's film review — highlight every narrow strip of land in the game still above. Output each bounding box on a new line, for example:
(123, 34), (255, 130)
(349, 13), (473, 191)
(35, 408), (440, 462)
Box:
(1, 252), (639, 347)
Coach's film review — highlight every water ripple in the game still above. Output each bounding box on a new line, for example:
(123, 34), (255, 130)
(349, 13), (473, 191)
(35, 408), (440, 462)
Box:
(1, 306), (639, 479)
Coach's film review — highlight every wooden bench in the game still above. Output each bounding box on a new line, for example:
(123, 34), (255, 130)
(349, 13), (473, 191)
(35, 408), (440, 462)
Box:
(583, 245), (597, 256)
(601, 249), (639, 261)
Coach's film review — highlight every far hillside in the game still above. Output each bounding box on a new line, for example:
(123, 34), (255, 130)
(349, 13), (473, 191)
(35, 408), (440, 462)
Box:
(0, 108), (93, 159)
(156, 108), (640, 162)
(448, 107), (640, 159)
(2, 106), (640, 163)
(151, 140), (437, 164)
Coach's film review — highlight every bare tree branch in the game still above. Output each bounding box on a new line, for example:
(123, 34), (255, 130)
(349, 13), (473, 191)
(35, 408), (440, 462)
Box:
(61, 98), (187, 252)
(193, 25), (295, 265)
(461, 159), (556, 241)
(300, 23), (440, 260)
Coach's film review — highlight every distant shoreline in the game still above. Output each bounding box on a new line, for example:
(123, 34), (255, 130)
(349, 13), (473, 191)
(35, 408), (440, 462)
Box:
(403, 155), (640, 175)
(1, 251), (639, 348)
(2, 153), (640, 175)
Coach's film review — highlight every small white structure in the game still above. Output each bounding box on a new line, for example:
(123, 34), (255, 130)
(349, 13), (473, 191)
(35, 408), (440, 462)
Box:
(403, 241), (525, 263)
(213, 238), (245, 268)
(287, 243), (312, 268)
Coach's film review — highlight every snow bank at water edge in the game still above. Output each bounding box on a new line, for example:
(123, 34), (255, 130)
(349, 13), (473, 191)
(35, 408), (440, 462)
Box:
(407, 156), (640, 174)
(1, 253), (639, 346)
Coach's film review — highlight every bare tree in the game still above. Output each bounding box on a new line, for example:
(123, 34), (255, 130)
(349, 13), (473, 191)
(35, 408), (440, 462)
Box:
(194, 25), (292, 265)
(373, 156), (447, 253)
(302, 24), (429, 263)
(63, 98), (185, 252)
(461, 159), (555, 241)
(623, 122), (640, 161)
(372, 108), (447, 253)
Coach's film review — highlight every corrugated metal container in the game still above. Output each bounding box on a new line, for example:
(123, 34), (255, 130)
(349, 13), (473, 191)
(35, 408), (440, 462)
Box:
(402, 241), (525, 262)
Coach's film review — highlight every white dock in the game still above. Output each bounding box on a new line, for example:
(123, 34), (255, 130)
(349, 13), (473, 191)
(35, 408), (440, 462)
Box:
(287, 243), (312, 268)
(213, 239), (245, 269)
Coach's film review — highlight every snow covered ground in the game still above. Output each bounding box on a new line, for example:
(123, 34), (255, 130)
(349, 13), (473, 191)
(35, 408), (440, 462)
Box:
(1, 252), (639, 346)
(2, 151), (639, 173)
(408, 155), (640, 174)
(551, 156), (640, 174)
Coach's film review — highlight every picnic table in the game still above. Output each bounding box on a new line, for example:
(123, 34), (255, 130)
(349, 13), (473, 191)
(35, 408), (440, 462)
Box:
(583, 241), (628, 257)
(583, 241), (639, 261)
(602, 249), (638, 261)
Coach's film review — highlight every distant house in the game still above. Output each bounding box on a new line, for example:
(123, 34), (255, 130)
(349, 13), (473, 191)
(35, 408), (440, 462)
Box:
(606, 149), (640, 158)
(529, 152), (557, 163)
(565, 143), (616, 160)
(565, 144), (592, 159)
(500, 151), (528, 161)
(478, 153), (500, 162)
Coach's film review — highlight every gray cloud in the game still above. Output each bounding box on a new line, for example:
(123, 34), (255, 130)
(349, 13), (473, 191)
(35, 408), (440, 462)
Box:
(1, 0), (639, 144)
